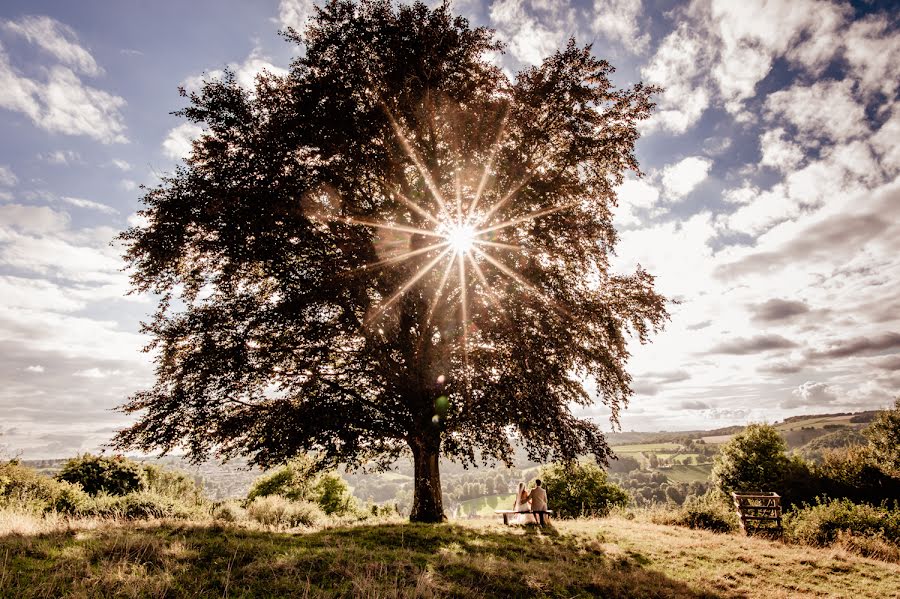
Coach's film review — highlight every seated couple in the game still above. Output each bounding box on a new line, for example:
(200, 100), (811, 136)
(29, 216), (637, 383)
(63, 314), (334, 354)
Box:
(512, 479), (548, 524)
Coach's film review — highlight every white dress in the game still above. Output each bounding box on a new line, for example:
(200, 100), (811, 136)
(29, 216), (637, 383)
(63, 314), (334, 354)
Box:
(513, 491), (531, 524)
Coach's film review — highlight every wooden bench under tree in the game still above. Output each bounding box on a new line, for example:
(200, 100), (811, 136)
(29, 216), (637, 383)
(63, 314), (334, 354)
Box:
(732, 492), (782, 537)
(494, 510), (553, 526)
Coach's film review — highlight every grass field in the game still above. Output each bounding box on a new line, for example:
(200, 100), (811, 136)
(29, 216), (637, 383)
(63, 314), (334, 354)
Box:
(1, 512), (897, 598)
(659, 464), (713, 484)
(611, 443), (681, 454)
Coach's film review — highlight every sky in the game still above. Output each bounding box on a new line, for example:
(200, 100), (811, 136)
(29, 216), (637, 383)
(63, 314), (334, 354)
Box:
(0, 0), (898, 458)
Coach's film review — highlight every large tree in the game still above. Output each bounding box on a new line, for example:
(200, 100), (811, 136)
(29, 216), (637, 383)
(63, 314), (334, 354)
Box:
(114, 0), (667, 522)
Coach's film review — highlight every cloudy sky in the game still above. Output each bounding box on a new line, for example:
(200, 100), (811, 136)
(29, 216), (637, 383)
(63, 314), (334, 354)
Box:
(1, 0), (897, 458)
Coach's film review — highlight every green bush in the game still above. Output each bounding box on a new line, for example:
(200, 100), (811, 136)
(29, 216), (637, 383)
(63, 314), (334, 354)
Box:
(57, 454), (146, 496)
(651, 493), (739, 533)
(784, 498), (900, 547)
(1, 461), (64, 509)
(246, 495), (325, 528)
(212, 501), (246, 522)
(142, 464), (204, 504)
(539, 462), (629, 519)
(83, 491), (201, 520)
(247, 456), (356, 516)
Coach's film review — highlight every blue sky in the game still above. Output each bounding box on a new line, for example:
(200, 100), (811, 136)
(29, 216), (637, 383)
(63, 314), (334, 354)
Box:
(1, 0), (898, 458)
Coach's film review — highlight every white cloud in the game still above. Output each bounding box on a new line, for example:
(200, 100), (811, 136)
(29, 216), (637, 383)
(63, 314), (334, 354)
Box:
(119, 179), (137, 191)
(162, 122), (205, 161)
(591, 0), (649, 53)
(0, 165), (16, 186)
(3, 16), (102, 76)
(181, 46), (288, 95)
(783, 381), (837, 409)
(870, 110), (900, 175)
(0, 204), (123, 283)
(0, 46), (127, 143)
(842, 14), (900, 100)
(73, 367), (122, 379)
(37, 150), (81, 165)
(278, 0), (319, 32)
(765, 79), (868, 146)
(641, 0), (852, 133)
(25, 365), (45, 373)
(640, 23), (711, 133)
(661, 156), (712, 200)
(0, 203), (69, 233)
(61, 196), (118, 215)
(110, 159), (132, 171)
(489, 0), (572, 66)
(614, 177), (659, 226)
(759, 128), (804, 172)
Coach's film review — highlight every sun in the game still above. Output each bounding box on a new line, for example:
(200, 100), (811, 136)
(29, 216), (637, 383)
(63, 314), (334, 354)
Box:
(444, 223), (477, 255)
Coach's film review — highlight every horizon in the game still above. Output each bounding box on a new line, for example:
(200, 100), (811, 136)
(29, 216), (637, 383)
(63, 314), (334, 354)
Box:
(1, 0), (898, 460)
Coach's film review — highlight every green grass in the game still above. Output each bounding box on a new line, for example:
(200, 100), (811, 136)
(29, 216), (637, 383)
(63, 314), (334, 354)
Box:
(659, 464), (713, 484)
(1, 512), (898, 598)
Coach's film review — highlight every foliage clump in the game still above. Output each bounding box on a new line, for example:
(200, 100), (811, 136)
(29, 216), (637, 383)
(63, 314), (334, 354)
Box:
(650, 492), (738, 533)
(864, 397), (900, 476)
(56, 454), (146, 496)
(247, 456), (357, 516)
(538, 462), (628, 518)
(1, 458), (207, 520)
(784, 498), (900, 562)
(246, 495), (326, 528)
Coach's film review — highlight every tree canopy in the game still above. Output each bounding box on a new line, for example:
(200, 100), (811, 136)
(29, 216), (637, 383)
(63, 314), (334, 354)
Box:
(114, 0), (667, 521)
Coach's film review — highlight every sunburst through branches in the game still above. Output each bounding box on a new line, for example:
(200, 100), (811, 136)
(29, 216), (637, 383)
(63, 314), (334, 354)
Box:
(341, 107), (572, 370)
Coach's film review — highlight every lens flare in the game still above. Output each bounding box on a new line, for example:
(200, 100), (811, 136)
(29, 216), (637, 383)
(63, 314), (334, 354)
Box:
(444, 223), (476, 255)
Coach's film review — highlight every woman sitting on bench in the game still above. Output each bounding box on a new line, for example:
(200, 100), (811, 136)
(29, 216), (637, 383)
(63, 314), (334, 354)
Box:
(513, 482), (534, 524)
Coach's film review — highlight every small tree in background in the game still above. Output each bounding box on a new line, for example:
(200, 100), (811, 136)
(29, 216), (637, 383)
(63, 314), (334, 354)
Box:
(712, 424), (789, 498)
(539, 462), (628, 518)
(57, 454), (146, 496)
(864, 397), (900, 476)
(247, 455), (356, 516)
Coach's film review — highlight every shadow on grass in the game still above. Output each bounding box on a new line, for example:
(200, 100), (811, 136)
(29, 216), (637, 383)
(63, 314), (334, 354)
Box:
(0, 520), (729, 598)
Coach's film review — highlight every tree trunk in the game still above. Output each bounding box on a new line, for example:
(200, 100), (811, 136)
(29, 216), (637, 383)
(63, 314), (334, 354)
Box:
(409, 437), (445, 522)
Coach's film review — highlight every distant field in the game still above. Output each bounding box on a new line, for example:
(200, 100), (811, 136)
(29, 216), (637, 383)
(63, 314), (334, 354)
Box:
(775, 414), (858, 431)
(700, 434), (733, 444)
(659, 463), (713, 484)
(611, 443), (681, 453)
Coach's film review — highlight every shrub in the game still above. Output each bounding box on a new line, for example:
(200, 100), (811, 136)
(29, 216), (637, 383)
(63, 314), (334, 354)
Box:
(539, 462), (629, 518)
(246, 495), (325, 528)
(864, 398), (900, 476)
(651, 493), (739, 533)
(212, 501), (246, 523)
(784, 498), (900, 547)
(247, 456), (356, 516)
(57, 454), (146, 496)
(49, 481), (91, 514)
(142, 464), (205, 504)
(0, 461), (64, 509)
(83, 491), (201, 520)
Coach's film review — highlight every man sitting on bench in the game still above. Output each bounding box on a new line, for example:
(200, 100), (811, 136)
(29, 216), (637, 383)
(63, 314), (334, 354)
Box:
(527, 479), (549, 525)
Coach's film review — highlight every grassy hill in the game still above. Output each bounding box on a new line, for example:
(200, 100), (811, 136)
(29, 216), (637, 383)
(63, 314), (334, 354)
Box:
(1, 512), (897, 598)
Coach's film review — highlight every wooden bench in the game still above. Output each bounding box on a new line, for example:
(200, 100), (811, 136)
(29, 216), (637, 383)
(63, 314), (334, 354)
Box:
(732, 492), (782, 537)
(494, 510), (553, 526)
